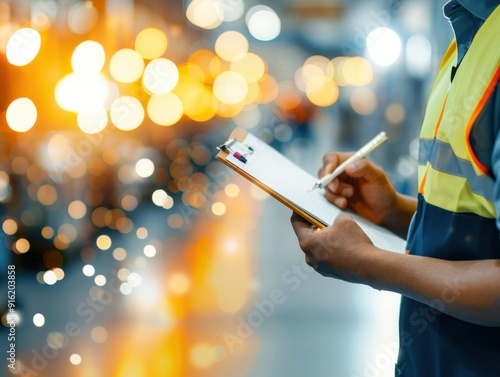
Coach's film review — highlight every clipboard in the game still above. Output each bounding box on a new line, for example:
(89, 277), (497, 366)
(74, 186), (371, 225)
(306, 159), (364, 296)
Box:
(216, 128), (407, 253)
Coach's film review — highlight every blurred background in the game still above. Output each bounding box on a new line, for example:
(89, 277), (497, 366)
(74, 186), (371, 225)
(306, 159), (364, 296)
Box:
(0, 0), (453, 376)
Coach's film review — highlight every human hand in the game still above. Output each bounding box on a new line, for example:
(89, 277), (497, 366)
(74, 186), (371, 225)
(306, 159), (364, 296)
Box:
(290, 212), (377, 283)
(319, 152), (400, 227)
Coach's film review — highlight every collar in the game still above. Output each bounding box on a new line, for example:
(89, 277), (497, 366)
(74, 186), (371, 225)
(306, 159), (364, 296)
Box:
(454, 0), (500, 20)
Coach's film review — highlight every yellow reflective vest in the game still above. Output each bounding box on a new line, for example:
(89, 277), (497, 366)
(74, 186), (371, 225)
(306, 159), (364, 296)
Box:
(417, 5), (500, 218)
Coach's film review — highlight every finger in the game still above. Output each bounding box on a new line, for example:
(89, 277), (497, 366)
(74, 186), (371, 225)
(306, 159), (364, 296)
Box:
(304, 255), (317, 268)
(319, 152), (342, 177)
(334, 212), (354, 223)
(325, 179), (353, 197)
(344, 159), (383, 182)
(324, 191), (348, 209)
(290, 213), (316, 239)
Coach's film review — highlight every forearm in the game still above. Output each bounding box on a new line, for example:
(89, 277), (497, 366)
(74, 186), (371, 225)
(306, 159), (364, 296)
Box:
(380, 194), (417, 239)
(364, 248), (500, 326)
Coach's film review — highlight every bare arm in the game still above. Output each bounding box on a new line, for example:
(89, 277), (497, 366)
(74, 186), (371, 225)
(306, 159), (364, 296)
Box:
(291, 213), (500, 327)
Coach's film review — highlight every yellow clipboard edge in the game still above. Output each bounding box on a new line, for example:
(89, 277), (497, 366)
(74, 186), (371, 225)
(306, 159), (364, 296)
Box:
(215, 128), (327, 229)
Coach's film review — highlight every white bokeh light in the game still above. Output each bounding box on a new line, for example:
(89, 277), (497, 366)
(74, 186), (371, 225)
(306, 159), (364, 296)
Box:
(135, 158), (154, 178)
(110, 96), (144, 131)
(6, 28), (41, 66)
(33, 313), (45, 327)
(55, 73), (109, 113)
(246, 5), (281, 41)
(43, 270), (57, 285)
(72, 40), (105, 77)
(6, 98), (37, 132)
(366, 27), (402, 66)
(82, 264), (95, 277)
(221, 0), (244, 22)
(142, 58), (179, 95)
(69, 353), (82, 365)
(77, 106), (108, 134)
(405, 34), (432, 79)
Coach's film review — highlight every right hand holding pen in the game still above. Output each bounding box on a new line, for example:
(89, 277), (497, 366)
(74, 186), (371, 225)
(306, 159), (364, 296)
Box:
(319, 151), (399, 226)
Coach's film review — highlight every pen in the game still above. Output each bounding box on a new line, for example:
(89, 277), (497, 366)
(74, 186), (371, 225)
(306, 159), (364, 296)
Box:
(309, 131), (388, 192)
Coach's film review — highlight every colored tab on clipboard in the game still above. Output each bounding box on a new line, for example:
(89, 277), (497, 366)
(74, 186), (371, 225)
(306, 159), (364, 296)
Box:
(217, 138), (254, 164)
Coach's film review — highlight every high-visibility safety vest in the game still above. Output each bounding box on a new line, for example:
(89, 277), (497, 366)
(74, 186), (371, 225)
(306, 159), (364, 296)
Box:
(396, 5), (500, 377)
(417, 5), (500, 219)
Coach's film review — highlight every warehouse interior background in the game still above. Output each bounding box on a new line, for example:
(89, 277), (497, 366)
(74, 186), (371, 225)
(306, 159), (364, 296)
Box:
(0, 0), (453, 376)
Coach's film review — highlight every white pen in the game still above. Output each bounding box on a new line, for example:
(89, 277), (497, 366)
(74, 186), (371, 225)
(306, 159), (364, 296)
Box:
(309, 131), (388, 192)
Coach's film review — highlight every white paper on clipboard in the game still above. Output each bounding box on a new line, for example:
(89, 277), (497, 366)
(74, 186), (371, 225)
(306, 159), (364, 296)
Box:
(223, 132), (407, 253)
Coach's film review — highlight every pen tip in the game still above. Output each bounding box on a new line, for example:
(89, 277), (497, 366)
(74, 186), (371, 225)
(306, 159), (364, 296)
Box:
(308, 184), (321, 192)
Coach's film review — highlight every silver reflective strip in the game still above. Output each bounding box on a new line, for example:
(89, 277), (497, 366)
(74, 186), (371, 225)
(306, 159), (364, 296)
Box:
(418, 138), (494, 201)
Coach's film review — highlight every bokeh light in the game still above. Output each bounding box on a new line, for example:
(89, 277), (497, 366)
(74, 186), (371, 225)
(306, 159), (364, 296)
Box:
(143, 58), (179, 95)
(366, 27), (401, 66)
(305, 77), (339, 107)
(94, 274), (106, 286)
(2, 219), (18, 235)
(113, 247), (127, 261)
(224, 183), (240, 198)
(135, 27), (168, 60)
(186, 0), (224, 29)
(90, 326), (108, 344)
(6, 28), (41, 66)
(33, 313), (45, 327)
(77, 106), (108, 134)
(6, 98), (37, 132)
(68, 2), (98, 34)
(341, 57), (373, 86)
(37, 184), (58, 206)
(110, 96), (145, 131)
(190, 343), (213, 369)
(213, 71), (248, 105)
(246, 5), (281, 41)
(15, 238), (30, 254)
(43, 269), (57, 285)
(230, 53), (266, 83)
(147, 93), (184, 126)
(135, 158), (155, 178)
(301, 55), (334, 84)
(69, 354), (82, 366)
(55, 73), (109, 113)
(386, 103), (406, 124)
(96, 235), (112, 250)
(109, 49), (144, 83)
(72, 40), (105, 77)
(351, 87), (377, 115)
(82, 264), (95, 277)
(127, 272), (142, 288)
(221, 0), (244, 21)
(406, 34), (432, 79)
(211, 202), (226, 216)
(215, 31), (248, 62)
(143, 244), (156, 257)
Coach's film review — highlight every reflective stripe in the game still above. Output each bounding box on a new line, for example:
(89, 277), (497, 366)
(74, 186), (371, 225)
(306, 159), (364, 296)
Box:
(418, 138), (494, 201)
(418, 139), (434, 165)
